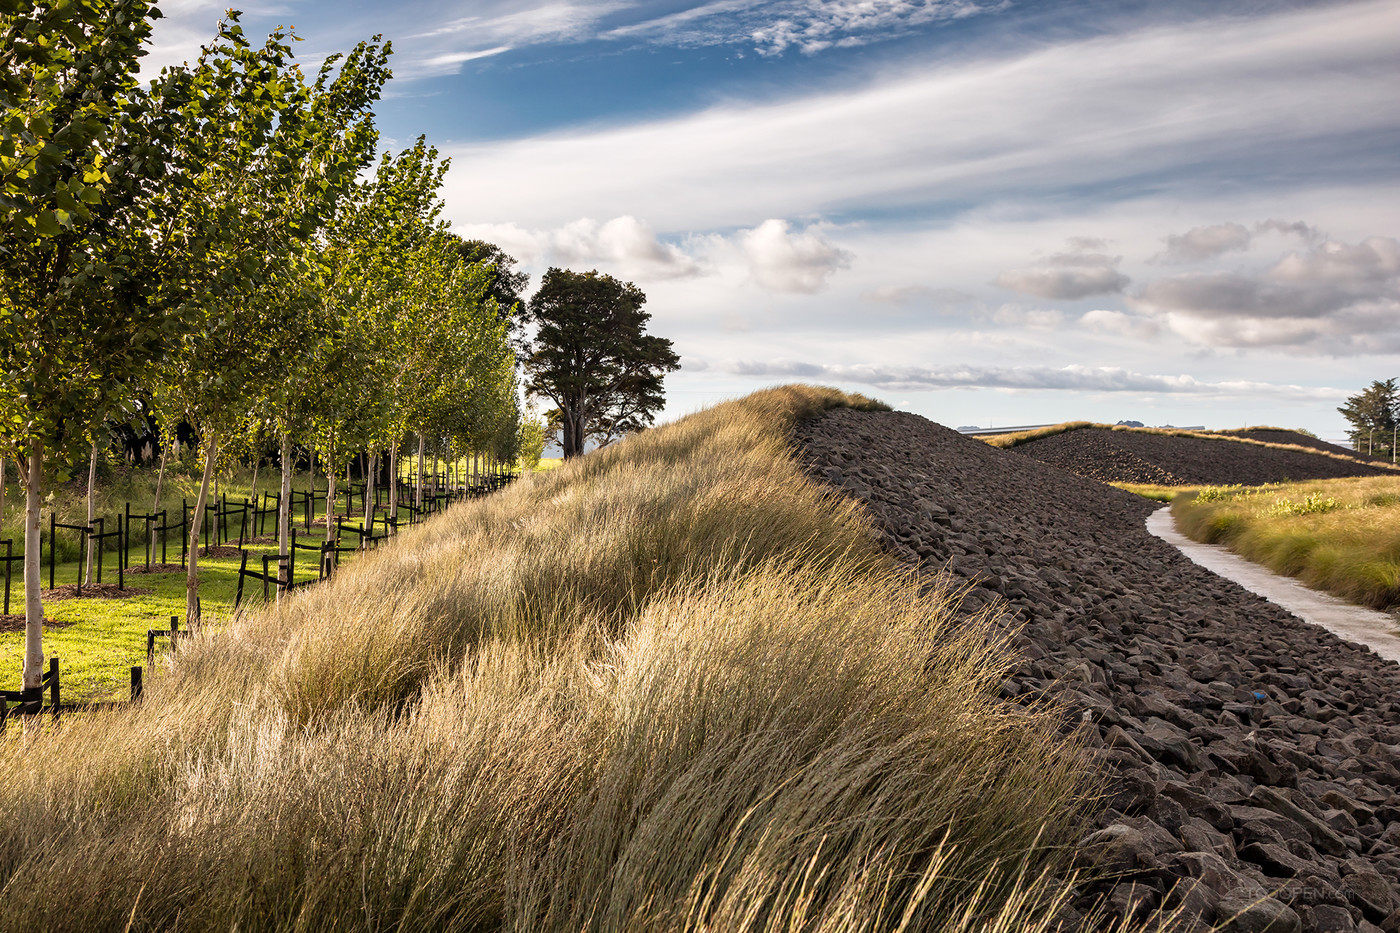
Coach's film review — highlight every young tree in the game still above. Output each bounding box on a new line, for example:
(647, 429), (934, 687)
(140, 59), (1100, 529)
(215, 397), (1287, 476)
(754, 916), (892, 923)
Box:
(1338, 379), (1398, 455)
(0, 0), (203, 691)
(519, 269), (679, 459)
(158, 23), (389, 624)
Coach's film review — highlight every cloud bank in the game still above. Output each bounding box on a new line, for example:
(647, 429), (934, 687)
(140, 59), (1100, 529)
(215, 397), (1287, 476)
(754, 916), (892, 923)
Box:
(709, 360), (1345, 399)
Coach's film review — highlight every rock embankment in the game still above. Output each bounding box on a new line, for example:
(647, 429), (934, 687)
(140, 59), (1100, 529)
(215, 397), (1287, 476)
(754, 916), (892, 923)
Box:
(1011, 427), (1391, 486)
(798, 408), (1400, 933)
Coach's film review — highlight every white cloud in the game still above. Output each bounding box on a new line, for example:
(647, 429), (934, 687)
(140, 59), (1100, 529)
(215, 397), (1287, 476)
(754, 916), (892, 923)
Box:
(994, 240), (1130, 299)
(442, 0), (1400, 230)
(1153, 218), (1324, 263)
(735, 219), (852, 292)
(1079, 309), (1161, 339)
(1136, 235), (1400, 351)
(455, 215), (703, 280)
(1155, 223), (1252, 263)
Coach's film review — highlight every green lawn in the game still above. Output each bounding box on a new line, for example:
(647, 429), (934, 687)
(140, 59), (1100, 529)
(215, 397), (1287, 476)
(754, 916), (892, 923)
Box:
(1, 535), (374, 704)
(1, 457), (526, 703)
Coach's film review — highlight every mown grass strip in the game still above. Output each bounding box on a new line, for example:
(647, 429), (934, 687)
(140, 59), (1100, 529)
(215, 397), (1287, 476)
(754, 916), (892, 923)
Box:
(0, 385), (1102, 933)
(1172, 475), (1400, 610)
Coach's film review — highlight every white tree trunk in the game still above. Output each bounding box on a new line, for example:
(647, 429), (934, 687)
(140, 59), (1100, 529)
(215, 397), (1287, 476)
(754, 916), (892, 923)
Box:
(152, 439), (170, 556)
(389, 440), (399, 526)
(416, 432), (425, 509)
(278, 431), (292, 554)
(186, 431), (217, 630)
(325, 465), (338, 545)
(365, 450), (377, 536)
(21, 446), (44, 690)
(308, 447), (316, 527)
(84, 441), (97, 585)
(1, 454), (7, 543)
(278, 433), (292, 601)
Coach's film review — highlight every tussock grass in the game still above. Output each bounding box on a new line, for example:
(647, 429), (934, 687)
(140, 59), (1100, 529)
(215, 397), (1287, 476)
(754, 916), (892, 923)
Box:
(0, 385), (1098, 932)
(1174, 475), (1400, 609)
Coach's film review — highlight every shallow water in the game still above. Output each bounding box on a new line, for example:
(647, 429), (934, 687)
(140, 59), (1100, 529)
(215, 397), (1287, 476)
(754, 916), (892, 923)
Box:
(1146, 507), (1400, 664)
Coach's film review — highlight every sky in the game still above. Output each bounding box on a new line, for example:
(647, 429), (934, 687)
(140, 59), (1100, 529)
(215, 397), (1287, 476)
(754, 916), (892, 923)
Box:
(143, 0), (1400, 443)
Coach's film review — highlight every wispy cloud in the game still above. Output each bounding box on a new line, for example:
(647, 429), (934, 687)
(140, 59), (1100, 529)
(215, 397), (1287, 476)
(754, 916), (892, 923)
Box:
(604, 0), (1003, 56)
(442, 0), (1400, 230)
(995, 239), (1130, 300)
(710, 360), (1346, 399)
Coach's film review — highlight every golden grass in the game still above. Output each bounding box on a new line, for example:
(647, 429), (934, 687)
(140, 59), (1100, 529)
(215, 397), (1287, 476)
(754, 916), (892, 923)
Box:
(1109, 483), (1207, 502)
(0, 385), (1099, 932)
(1173, 475), (1400, 609)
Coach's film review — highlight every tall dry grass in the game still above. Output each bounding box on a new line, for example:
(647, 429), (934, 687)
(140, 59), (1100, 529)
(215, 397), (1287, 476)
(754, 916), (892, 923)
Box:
(0, 385), (1099, 932)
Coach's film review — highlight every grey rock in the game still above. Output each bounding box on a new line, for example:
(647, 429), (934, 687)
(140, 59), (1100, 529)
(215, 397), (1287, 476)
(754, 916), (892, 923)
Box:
(1218, 893), (1303, 933)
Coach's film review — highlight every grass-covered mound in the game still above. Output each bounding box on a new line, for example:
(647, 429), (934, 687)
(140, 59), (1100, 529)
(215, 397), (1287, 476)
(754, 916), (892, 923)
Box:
(0, 386), (1096, 932)
(1174, 475), (1400, 611)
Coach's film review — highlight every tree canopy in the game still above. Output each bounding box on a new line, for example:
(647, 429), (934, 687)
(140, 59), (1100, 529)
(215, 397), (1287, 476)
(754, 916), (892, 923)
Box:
(1338, 379), (1399, 456)
(519, 268), (679, 459)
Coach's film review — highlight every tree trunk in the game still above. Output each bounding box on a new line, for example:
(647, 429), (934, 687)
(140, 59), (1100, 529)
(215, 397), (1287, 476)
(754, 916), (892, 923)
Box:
(21, 446), (43, 690)
(278, 432), (292, 559)
(152, 439), (170, 555)
(389, 440), (399, 526)
(0, 454), (6, 543)
(365, 450), (377, 536)
(250, 454), (259, 505)
(308, 448), (316, 525)
(325, 463), (338, 545)
(186, 430), (217, 629)
(84, 441), (97, 585)
(415, 432), (424, 509)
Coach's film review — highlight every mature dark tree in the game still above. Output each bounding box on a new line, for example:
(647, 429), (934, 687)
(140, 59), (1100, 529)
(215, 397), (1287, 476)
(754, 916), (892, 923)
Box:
(1338, 379), (1399, 455)
(451, 237), (528, 316)
(520, 268), (679, 459)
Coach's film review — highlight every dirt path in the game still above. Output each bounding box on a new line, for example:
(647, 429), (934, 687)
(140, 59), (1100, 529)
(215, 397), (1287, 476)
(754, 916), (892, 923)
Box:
(1147, 507), (1400, 664)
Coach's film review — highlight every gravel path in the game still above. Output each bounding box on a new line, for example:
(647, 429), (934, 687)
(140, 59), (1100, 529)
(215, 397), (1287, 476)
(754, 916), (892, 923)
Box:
(1011, 428), (1392, 487)
(798, 408), (1400, 933)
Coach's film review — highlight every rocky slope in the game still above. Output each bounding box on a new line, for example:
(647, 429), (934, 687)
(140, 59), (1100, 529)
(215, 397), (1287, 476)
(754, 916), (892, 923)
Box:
(1011, 428), (1392, 486)
(798, 408), (1400, 933)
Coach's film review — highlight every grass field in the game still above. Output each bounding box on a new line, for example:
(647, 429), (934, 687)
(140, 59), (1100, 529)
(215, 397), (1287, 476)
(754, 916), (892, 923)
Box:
(1173, 475), (1400, 610)
(0, 386), (1109, 932)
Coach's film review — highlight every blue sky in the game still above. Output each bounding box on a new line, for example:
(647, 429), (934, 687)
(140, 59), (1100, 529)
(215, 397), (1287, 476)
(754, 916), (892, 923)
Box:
(146, 0), (1400, 442)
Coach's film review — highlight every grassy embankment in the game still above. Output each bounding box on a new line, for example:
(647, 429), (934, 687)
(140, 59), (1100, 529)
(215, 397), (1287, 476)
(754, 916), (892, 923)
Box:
(1173, 475), (1400, 610)
(979, 421), (1389, 472)
(0, 386), (1105, 932)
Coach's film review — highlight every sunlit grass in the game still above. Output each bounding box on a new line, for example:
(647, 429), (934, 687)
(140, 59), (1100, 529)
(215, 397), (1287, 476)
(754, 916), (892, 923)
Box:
(1110, 482), (1207, 502)
(1173, 475), (1400, 609)
(0, 385), (1109, 933)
